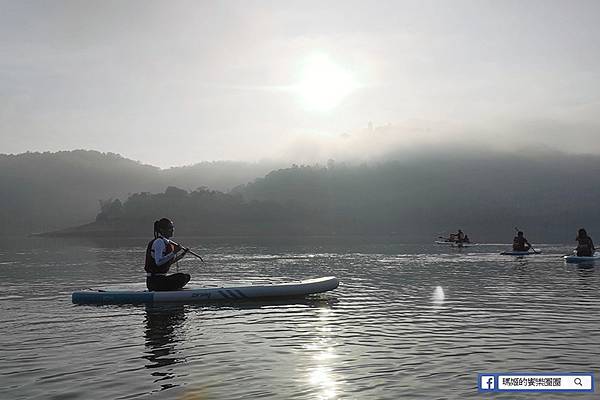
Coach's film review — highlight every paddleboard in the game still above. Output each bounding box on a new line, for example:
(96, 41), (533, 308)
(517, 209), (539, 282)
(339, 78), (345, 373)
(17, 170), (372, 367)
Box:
(72, 276), (339, 305)
(500, 250), (541, 256)
(563, 253), (600, 263)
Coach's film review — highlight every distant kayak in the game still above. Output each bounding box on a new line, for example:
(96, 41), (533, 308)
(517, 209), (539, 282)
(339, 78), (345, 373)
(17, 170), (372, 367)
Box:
(73, 276), (339, 305)
(434, 240), (475, 247)
(563, 253), (600, 263)
(500, 250), (541, 256)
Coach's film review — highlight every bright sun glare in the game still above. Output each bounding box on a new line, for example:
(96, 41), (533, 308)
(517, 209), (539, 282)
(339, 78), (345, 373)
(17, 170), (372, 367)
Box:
(294, 54), (357, 112)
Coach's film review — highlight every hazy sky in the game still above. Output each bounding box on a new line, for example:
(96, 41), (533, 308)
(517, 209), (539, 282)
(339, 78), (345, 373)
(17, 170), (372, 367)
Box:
(2, 0), (600, 167)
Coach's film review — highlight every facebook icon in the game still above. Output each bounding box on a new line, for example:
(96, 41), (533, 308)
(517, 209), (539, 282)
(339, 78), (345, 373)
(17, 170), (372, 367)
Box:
(479, 374), (497, 391)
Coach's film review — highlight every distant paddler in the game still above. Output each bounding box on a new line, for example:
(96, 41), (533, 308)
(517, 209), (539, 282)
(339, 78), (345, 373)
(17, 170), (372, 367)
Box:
(439, 229), (471, 243)
(454, 229), (471, 244)
(512, 231), (531, 252)
(575, 228), (595, 257)
(145, 218), (190, 291)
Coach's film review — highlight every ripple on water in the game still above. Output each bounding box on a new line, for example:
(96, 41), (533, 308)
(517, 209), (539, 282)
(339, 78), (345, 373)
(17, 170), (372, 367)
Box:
(1, 242), (599, 399)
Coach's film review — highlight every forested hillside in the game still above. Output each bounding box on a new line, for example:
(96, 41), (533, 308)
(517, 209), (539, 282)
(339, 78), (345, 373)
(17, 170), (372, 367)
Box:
(41, 150), (600, 242)
(0, 150), (280, 234)
(234, 153), (600, 241)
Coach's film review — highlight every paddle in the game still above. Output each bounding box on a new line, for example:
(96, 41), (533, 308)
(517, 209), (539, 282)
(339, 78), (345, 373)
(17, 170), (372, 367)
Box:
(514, 227), (539, 254)
(170, 240), (205, 263)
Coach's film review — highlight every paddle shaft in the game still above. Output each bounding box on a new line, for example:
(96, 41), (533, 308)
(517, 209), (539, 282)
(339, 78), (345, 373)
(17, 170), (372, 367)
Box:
(170, 240), (205, 263)
(186, 248), (205, 262)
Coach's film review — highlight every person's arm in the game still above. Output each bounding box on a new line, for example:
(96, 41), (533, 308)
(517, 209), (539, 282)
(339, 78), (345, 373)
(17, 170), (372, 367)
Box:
(173, 248), (189, 262)
(152, 239), (176, 266)
(168, 240), (189, 262)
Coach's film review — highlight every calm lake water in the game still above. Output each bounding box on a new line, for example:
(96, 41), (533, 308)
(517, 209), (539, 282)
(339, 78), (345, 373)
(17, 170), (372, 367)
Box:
(1, 237), (599, 399)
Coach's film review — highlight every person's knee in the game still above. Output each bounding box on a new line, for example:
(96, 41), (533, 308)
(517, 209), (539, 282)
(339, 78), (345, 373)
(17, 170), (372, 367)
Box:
(174, 273), (190, 286)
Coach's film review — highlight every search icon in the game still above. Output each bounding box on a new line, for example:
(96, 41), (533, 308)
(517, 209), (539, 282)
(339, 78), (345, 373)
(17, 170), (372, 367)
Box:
(574, 378), (583, 386)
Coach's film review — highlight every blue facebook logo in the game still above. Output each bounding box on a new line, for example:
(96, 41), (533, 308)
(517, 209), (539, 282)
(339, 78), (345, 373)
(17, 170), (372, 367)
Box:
(479, 375), (496, 391)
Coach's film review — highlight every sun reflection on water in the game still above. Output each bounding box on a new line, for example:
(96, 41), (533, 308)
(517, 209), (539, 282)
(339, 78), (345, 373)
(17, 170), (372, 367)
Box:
(431, 285), (446, 310)
(309, 366), (337, 399)
(305, 307), (341, 399)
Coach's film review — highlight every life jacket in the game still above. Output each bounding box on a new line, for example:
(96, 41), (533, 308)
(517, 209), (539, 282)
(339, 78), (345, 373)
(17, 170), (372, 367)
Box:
(145, 238), (174, 274)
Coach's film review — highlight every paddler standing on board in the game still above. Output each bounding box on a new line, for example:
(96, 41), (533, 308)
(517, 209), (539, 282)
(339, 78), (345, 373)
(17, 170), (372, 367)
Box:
(145, 218), (190, 291)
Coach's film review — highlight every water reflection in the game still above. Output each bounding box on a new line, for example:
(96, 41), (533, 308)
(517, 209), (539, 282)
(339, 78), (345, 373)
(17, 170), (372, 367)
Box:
(306, 307), (340, 399)
(309, 366), (337, 399)
(574, 264), (596, 280)
(7, 239), (600, 400)
(431, 285), (446, 312)
(143, 304), (187, 390)
(432, 286), (445, 303)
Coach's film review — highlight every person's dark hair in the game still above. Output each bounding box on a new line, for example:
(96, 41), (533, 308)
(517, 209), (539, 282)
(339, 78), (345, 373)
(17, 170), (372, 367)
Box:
(154, 218), (173, 238)
(578, 228), (588, 239)
(517, 231), (523, 236)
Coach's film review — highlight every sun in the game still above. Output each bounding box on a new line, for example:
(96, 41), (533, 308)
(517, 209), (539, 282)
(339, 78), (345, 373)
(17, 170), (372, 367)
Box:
(294, 54), (357, 112)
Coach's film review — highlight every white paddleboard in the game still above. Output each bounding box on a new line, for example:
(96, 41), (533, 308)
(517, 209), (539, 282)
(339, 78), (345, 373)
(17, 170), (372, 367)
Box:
(500, 250), (541, 256)
(72, 276), (339, 304)
(564, 253), (600, 263)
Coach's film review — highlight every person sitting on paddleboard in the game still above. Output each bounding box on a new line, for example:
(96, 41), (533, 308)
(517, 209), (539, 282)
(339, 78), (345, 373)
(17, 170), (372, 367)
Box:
(576, 228), (595, 257)
(145, 218), (190, 291)
(512, 231), (531, 252)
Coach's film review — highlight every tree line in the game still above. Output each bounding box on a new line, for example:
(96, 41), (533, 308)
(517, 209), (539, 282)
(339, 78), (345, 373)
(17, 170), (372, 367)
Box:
(88, 152), (600, 242)
(0, 150), (280, 234)
(5, 149), (600, 241)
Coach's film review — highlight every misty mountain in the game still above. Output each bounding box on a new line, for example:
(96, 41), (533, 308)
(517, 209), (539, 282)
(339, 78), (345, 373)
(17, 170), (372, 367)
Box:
(235, 152), (600, 242)
(39, 149), (600, 243)
(0, 150), (281, 234)
(161, 160), (282, 193)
